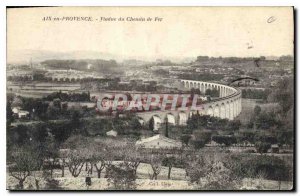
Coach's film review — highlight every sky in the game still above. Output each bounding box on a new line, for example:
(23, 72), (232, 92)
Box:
(7, 7), (294, 62)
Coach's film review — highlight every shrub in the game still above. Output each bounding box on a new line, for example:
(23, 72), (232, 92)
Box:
(255, 142), (271, 154)
(106, 164), (136, 190)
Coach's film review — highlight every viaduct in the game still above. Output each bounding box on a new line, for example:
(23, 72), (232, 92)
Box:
(136, 79), (242, 129)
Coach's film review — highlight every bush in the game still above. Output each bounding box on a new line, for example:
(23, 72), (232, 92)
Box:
(106, 164), (136, 190)
(226, 154), (292, 182)
(255, 141), (271, 154)
(191, 139), (206, 149)
(212, 135), (237, 146)
(180, 134), (191, 146)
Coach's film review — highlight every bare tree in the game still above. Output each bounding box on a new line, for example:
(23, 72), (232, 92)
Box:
(8, 145), (39, 189)
(123, 144), (142, 176)
(162, 156), (177, 180)
(94, 157), (106, 178)
(148, 155), (162, 180)
(43, 134), (59, 178)
(66, 150), (85, 177)
(89, 146), (107, 178)
(58, 149), (69, 177)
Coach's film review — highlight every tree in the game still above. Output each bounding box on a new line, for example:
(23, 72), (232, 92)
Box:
(203, 161), (240, 190)
(94, 157), (106, 178)
(205, 89), (219, 97)
(66, 150), (85, 177)
(255, 141), (271, 154)
(191, 139), (206, 149)
(43, 133), (59, 178)
(162, 156), (177, 179)
(193, 130), (212, 144)
(123, 145), (142, 176)
(149, 117), (155, 131)
(185, 156), (208, 185)
(225, 120), (241, 132)
(106, 163), (137, 190)
(180, 134), (191, 146)
(7, 100), (14, 126)
(8, 145), (39, 189)
(148, 155), (162, 180)
(186, 153), (241, 190)
(70, 109), (83, 133)
(212, 135), (237, 146)
(53, 98), (61, 109)
(254, 105), (261, 116)
(89, 143), (110, 178)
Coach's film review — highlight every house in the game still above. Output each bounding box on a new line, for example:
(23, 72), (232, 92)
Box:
(12, 107), (21, 114)
(106, 130), (118, 137)
(18, 110), (30, 118)
(135, 134), (182, 149)
(271, 144), (280, 153)
(12, 107), (30, 119)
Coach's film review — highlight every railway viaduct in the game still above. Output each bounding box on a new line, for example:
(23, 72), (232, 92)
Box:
(136, 79), (242, 129)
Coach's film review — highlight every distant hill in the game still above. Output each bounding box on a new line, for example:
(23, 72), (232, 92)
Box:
(7, 50), (122, 64)
(41, 59), (119, 73)
(7, 49), (195, 65)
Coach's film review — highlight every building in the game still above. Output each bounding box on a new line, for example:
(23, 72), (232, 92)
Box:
(12, 107), (30, 119)
(271, 144), (280, 153)
(135, 134), (182, 149)
(106, 130), (118, 137)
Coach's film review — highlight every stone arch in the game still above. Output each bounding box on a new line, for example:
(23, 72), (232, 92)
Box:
(232, 99), (235, 117)
(214, 104), (220, 118)
(220, 103), (226, 119)
(151, 115), (162, 131)
(233, 100), (238, 117)
(225, 101), (230, 119)
(189, 111), (198, 118)
(178, 112), (188, 125)
(239, 98), (242, 113)
(207, 106), (214, 116)
(166, 113), (176, 125)
(229, 101), (234, 120)
(181, 81), (185, 88)
(217, 86), (221, 97)
(201, 83), (204, 93)
(137, 117), (145, 126)
(186, 82), (189, 89)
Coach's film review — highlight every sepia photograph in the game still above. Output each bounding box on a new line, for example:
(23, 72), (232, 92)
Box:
(6, 6), (294, 191)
